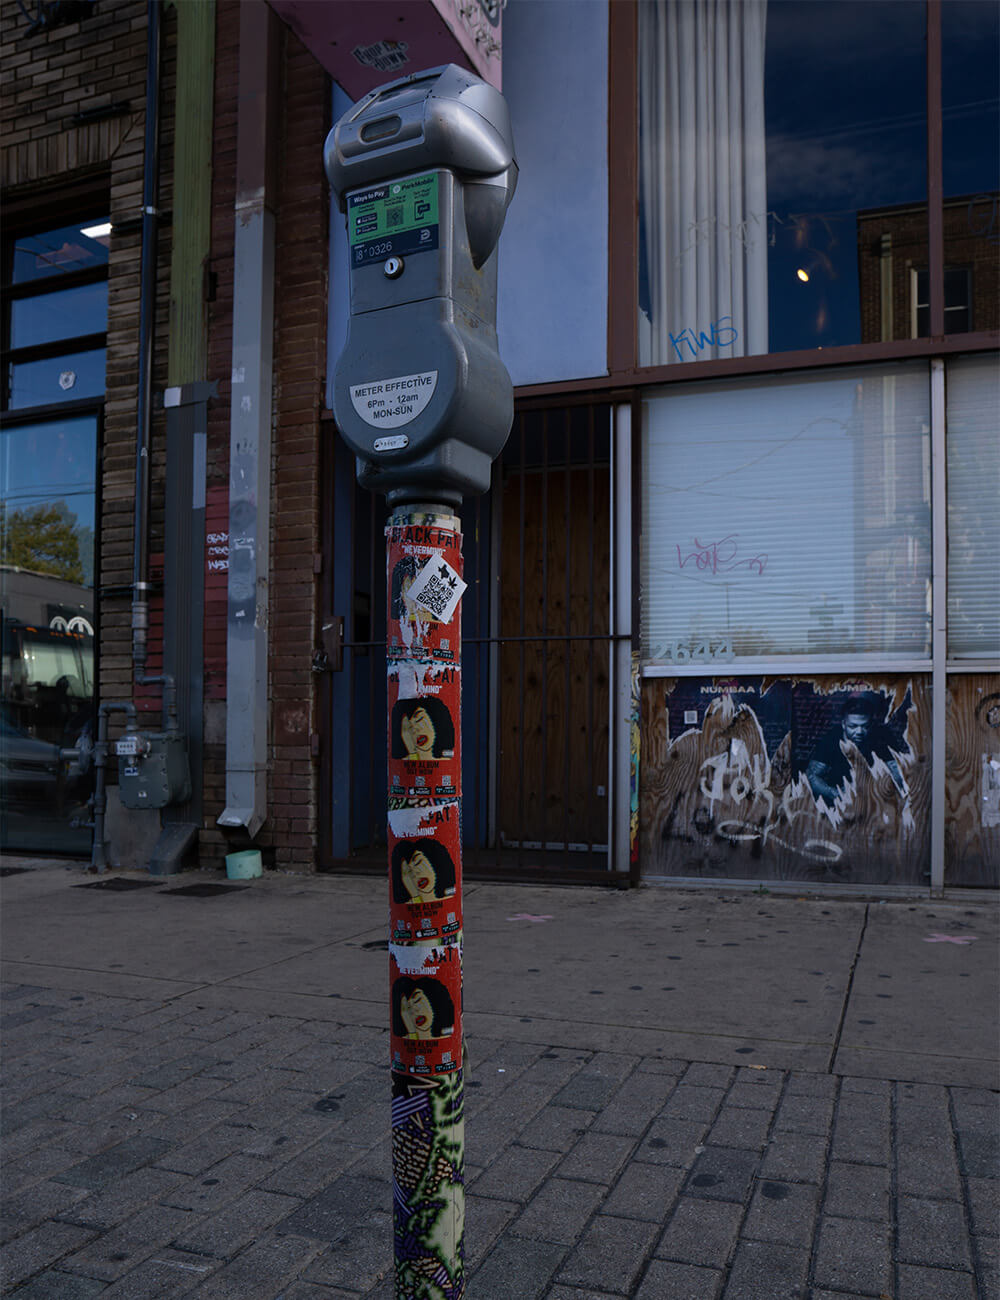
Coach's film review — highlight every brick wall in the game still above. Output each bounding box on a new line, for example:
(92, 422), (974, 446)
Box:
(858, 198), (1000, 342)
(1, 0), (176, 725)
(265, 27), (329, 870)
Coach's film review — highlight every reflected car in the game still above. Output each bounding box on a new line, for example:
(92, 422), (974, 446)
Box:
(0, 711), (84, 813)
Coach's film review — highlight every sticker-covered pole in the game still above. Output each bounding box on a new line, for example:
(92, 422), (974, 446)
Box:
(386, 504), (466, 1299)
(325, 63), (516, 1300)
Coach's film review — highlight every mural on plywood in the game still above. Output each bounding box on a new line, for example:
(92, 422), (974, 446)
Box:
(642, 676), (931, 884)
(944, 676), (1000, 888)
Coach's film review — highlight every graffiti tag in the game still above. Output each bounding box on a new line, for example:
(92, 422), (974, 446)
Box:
(674, 210), (783, 265)
(676, 534), (768, 577)
(697, 744), (843, 864)
(669, 316), (739, 362)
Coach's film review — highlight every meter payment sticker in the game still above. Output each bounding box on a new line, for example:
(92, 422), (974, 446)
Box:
(351, 370), (437, 429)
(348, 173), (439, 266)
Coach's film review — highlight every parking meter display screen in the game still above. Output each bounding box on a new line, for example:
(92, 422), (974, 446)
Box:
(348, 173), (439, 267)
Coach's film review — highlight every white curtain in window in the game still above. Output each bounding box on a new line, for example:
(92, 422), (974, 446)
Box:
(639, 0), (768, 365)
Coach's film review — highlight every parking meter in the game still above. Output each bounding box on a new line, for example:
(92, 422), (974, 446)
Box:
(324, 64), (517, 505)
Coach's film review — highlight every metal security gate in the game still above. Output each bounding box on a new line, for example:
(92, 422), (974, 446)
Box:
(319, 401), (630, 882)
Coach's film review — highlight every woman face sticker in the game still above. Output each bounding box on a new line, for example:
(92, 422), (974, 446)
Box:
(400, 847), (437, 902)
(401, 705), (436, 759)
(400, 987), (435, 1037)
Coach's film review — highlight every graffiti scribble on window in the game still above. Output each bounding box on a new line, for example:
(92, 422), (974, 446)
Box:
(676, 534), (768, 577)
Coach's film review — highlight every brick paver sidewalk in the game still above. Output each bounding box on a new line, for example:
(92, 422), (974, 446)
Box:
(2, 982), (996, 1298)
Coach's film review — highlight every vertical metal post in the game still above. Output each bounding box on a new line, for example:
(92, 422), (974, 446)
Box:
(611, 403), (634, 871)
(930, 358), (947, 894)
(218, 0), (278, 838)
(386, 504), (466, 1299)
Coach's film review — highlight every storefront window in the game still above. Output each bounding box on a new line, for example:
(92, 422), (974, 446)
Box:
(1, 416), (98, 853)
(1, 212), (107, 854)
(641, 362), (932, 665)
(638, 0), (928, 363)
(4, 217), (109, 411)
(947, 354), (999, 660)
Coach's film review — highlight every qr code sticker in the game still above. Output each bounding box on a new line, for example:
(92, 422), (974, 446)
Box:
(387, 206), (404, 228)
(407, 552), (467, 625)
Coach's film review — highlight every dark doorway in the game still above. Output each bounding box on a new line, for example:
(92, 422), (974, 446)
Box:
(319, 402), (619, 882)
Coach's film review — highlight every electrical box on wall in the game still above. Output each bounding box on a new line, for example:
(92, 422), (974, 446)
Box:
(266, 0), (501, 100)
(115, 732), (191, 810)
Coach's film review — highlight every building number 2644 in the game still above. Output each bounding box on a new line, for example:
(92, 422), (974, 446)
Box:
(650, 640), (735, 664)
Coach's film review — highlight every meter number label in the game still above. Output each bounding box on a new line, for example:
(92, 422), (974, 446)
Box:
(349, 174), (439, 266)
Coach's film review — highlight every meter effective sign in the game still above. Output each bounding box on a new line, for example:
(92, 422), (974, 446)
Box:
(350, 370), (438, 429)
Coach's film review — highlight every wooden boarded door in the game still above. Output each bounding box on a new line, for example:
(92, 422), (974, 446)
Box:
(945, 673), (1000, 887)
(496, 407), (612, 860)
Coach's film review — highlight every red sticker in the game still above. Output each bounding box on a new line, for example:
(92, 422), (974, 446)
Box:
(387, 523), (463, 662)
(388, 664), (461, 798)
(389, 800), (462, 942)
(390, 940), (462, 1076)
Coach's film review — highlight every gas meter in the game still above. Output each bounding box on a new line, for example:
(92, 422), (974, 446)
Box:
(115, 730), (191, 810)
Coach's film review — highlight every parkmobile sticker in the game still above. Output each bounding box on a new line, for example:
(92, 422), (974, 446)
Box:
(350, 370), (437, 429)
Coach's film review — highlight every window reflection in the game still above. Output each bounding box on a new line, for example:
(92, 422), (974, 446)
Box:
(1, 416), (98, 854)
(942, 1), (999, 336)
(12, 221), (110, 284)
(8, 350), (107, 409)
(638, 0), (928, 362)
(11, 282), (108, 350)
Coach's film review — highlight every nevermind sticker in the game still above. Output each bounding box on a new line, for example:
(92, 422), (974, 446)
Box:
(351, 370), (438, 429)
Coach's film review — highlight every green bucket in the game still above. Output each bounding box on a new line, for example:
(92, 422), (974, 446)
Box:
(225, 849), (262, 880)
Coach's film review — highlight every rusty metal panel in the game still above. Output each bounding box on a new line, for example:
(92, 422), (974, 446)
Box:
(267, 0), (500, 100)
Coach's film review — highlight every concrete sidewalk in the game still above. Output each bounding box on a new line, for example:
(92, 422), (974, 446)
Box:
(1, 858), (997, 1298)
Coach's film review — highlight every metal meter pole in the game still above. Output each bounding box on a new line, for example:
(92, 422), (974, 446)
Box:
(386, 504), (466, 1299)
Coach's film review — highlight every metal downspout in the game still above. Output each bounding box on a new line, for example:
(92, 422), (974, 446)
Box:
(217, 0), (278, 838)
(132, 0), (160, 685)
(131, 0), (177, 731)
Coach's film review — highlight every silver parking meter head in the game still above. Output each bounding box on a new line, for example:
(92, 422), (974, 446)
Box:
(325, 65), (518, 505)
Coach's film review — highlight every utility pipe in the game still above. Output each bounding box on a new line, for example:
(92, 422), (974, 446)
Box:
(130, 0), (177, 734)
(81, 700), (138, 872)
(131, 0), (161, 676)
(217, 0), (278, 838)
